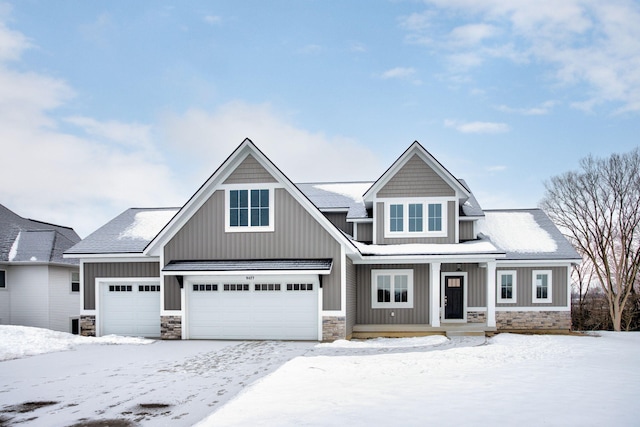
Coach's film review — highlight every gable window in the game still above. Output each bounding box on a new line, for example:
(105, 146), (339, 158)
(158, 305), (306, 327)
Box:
(371, 269), (413, 309)
(226, 186), (274, 232)
(0, 270), (5, 289)
(532, 270), (552, 303)
(384, 199), (448, 238)
(71, 272), (80, 293)
(497, 270), (517, 303)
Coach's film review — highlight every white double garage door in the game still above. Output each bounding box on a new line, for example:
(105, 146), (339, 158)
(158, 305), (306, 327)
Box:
(99, 275), (319, 340)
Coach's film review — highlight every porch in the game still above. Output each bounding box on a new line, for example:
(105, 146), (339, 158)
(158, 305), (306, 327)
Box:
(351, 322), (497, 339)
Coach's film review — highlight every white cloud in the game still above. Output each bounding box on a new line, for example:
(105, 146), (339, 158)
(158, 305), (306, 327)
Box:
(203, 15), (221, 25)
(297, 44), (323, 55)
(159, 101), (383, 183)
(496, 101), (557, 115)
(403, 0), (640, 112)
(444, 119), (510, 134)
(486, 165), (507, 172)
(379, 67), (422, 85)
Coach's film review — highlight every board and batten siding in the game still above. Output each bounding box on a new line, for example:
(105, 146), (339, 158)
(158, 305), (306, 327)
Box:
(496, 266), (568, 307)
(355, 222), (373, 242)
(345, 257), (357, 336)
(459, 221), (475, 241)
(441, 263), (486, 307)
(83, 262), (160, 310)
(376, 154), (455, 198)
(375, 201), (457, 244)
(356, 264), (430, 325)
(223, 154), (278, 184)
(322, 212), (353, 236)
(164, 188), (343, 311)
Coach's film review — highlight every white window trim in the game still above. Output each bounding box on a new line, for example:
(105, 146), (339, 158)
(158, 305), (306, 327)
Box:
(532, 270), (553, 303)
(371, 269), (414, 309)
(0, 269), (6, 289)
(382, 198), (449, 238)
(497, 270), (517, 303)
(223, 184), (276, 233)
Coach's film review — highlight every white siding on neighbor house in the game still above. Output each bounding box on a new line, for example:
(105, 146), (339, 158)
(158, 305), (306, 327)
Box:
(0, 266), (9, 324)
(48, 266), (80, 333)
(8, 265), (49, 329)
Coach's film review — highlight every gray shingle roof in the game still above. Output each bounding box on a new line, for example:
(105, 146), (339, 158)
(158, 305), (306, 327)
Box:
(296, 182), (371, 219)
(478, 209), (581, 261)
(163, 259), (333, 272)
(0, 203), (80, 265)
(66, 208), (179, 255)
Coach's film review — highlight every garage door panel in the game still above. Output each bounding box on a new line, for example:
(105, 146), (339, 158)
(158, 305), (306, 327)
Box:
(187, 275), (318, 340)
(101, 282), (161, 338)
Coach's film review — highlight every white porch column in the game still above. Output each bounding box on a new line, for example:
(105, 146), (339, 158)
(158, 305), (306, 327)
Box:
(430, 262), (441, 327)
(486, 261), (496, 327)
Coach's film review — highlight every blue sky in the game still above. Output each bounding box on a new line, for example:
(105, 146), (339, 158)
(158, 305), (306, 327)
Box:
(1, 1), (639, 237)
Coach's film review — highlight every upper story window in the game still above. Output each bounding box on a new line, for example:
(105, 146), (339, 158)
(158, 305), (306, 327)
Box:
(71, 272), (80, 293)
(0, 270), (5, 289)
(225, 185), (275, 232)
(532, 270), (552, 303)
(497, 270), (517, 303)
(383, 198), (448, 238)
(371, 269), (414, 309)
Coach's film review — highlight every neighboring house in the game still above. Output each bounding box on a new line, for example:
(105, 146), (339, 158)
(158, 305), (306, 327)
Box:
(65, 139), (580, 340)
(0, 204), (81, 333)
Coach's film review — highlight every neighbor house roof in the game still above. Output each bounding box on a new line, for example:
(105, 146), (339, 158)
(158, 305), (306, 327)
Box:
(0, 203), (81, 266)
(65, 208), (179, 255)
(296, 182), (372, 219)
(477, 209), (581, 261)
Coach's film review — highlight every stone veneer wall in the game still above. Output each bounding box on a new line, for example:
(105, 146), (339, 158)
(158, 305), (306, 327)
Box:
(161, 315), (182, 340)
(322, 316), (346, 341)
(496, 311), (571, 331)
(80, 315), (96, 337)
(467, 311), (487, 324)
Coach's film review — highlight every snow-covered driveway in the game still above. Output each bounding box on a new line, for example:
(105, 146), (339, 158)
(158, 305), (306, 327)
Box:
(0, 335), (314, 426)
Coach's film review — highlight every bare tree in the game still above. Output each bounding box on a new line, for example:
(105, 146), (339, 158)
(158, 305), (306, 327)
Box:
(571, 261), (594, 330)
(541, 148), (640, 331)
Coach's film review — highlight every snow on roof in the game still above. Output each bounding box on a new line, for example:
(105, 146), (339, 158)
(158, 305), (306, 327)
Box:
(8, 231), (20, 261)
(352, 238), (501, 256)
(118, 210), (177, 241)
(477, 211), (557, 253)
(312, 182), (371, 203)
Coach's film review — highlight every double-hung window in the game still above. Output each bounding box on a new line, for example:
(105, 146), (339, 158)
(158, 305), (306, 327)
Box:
(497, 270), (517, 303)
(371, 269), (413, 309)
(532, 270), (552, 303)
(226, 187), (274, 232)
(71, 272), (80, 293)
(385, 199), (447, 238)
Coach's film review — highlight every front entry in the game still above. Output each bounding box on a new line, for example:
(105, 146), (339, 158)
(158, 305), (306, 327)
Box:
(444, 275), (464, 320)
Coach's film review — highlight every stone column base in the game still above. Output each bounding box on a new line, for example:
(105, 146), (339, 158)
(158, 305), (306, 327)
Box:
(161, 315), (182, 340)
(467, 311), (487, 324)
(80, 315), (96, 337)
(322, 316), (346, 341)
(496, 311), (571, 331)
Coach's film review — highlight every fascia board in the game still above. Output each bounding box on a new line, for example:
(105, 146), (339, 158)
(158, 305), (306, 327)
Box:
(350, 253), (505, 264)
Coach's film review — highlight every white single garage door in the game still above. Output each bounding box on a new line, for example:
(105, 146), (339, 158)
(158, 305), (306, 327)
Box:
(100, 281), (161, 338)
(187, 275), (319, 340)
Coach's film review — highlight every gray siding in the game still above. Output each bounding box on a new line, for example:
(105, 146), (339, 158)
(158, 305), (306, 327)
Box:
(375, 201), (456, 244)
(442, 263), (486, 307)
(459, 221), (475, 241)
(356, 264), (430, 325)
(164, 188), (343, 310)
(496, 266), (568, 307)
(164, 276), (181, 310)
(323, 212), (353, 236)
(345, 257), (356, 336)
(83, 262), (160, 310)
(355, 222), (373, 243)
(223, 154), (277, 184)
(377, 154), (455, 198)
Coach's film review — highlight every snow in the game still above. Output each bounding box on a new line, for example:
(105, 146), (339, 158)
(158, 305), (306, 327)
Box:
(199, 332), (640, 427)
(3, 327), (639, 426)
(118, 209), (176, 241)
(352, 238), (500, 255)
(8, 231), (20, 261)
(478, 211), (557, 253)
(314, 182), (372, 203)
(0, 325), (152, 361)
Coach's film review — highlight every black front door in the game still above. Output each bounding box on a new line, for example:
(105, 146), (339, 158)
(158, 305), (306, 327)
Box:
(444, 276), (464, 320)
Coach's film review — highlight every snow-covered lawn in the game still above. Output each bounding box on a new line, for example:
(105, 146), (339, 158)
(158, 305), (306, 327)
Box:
(1, 326), (638, 426)
(199, 332), (640, 427)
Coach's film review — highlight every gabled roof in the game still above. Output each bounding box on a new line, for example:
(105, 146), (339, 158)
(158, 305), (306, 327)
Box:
(296, 182), (372, 219)
(0, 203), (80, 265)
(65, 208), (179, 256)
(144, 138), (357, 256)
(363, 141), (471, 202)
(477, 209), (581, 261)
